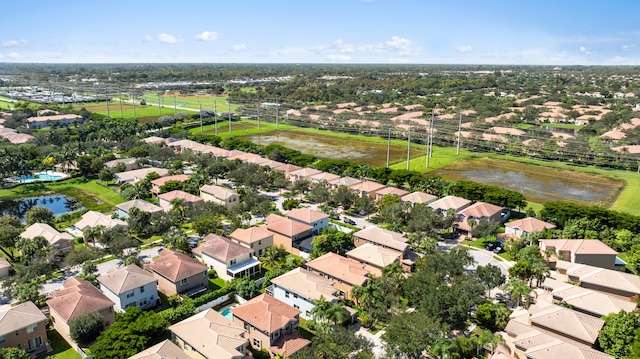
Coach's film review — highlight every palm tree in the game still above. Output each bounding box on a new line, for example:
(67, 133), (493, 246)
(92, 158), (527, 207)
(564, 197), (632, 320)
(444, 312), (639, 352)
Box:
(351, 280), (380, 312)
(83, 225), (105, 247)
(311, 296), (332, 325)
(325, 302), (349, 326)
(530, 259), (550, 287)
(503, 278), (536, 308)
(471, 328), (506, 357)
(430, 338), (462, 359)
(16, 236), (47, 260)
(260, 245), (287, 270)
(171, 198), (188, 219)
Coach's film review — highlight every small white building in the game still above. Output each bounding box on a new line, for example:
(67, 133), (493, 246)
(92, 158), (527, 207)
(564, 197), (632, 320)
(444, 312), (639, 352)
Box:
(97, 264), (158, 312)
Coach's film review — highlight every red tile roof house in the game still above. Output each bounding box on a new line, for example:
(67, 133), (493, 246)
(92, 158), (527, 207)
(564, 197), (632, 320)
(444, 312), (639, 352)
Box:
(26, 113), (83, 129)
(192, 234), (261, 282)
(428, 195), (472, 216)
(327, 176), (362, 189)
(287, 208), (329, 235)
(146, 249), (208, 297)
(454, 201), (506, 235)
(157, 190), (203, 212)
(401, 191), (438, 206)
(305, 252), (371, 300)
(273, 164), (302, 180)
(47, 278), (115, 346)
(265, 214), (312, 255)
(0, 301), (50, 357)
(127, 339), (192, 359)
(308, 171), (341, 185)
(150, 174), (190, 196)
(230, 226), (274, 258)
(200, 184), (240, 209)
(114, 167), (169, 184)
(504, 217), (556, 238)
(20, 222), (74, 254)
(348, 180), (386, 199)
(231, 294), (310, 357)
(288, 167), (322, 183)
(540, 239), (618, 270)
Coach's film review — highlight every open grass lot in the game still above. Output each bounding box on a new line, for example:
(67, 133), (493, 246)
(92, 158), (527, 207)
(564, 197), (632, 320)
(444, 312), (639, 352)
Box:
(140, 93), (240, 112)
(0, 177), (122, 212)
(72, 101), (179, 120)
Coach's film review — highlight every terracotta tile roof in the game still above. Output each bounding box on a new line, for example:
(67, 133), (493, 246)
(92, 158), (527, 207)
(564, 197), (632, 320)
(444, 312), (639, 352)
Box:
(150, 174), (189, 187)
(147, 249), (207, 282)
(200, 184), (236, 200)
(273, 163), (302, 173)
(0, 301), (46, 336)
(115, 167), (169, 182)
(556, 260), (640, 296)
(47, 278), (114, 322)
(169, 309), (247, 359)
(551, 283), (637, 317)
(348, 180), (385, 193)
(98, 264), (157, 295)
(505, 217), (556, 233)
(309, 171), (341, 183)
(346, 243), (401, 269)
(376, 187), (408, 197)
(27, 114), (82, 123)
(270, 333), (311, 358)
(353, 226), (408, 252)
(289, 167), (322, 179)
(287, 208), (329, 224)
(266, 214), (312, 237)
(401, 191), (437, 204)
(458, 201), (503, 219)
(158, 190), (203, 204)
(230, 226), (273, 245)
(328, 176), (362, 187)
(116, 199), (163, 214)
(128, 339), (191, 359)
(194, 234), (253, 262)
(428, 195), (472, 212)
(104, 158), (138, 169)
(74, 211), (127, 231)
(541, 239), (617, 256)
(141, 136), (167, 144)
(488, 126), (526, 136)
(306, 252), (370, 286)
(528, 302), (604, 345)
(270, 268), (339, 302)
(231, 294), (300, 334)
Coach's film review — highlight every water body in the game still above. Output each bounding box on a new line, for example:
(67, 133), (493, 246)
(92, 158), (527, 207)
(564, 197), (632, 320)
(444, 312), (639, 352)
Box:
(0, 194), (82, 220)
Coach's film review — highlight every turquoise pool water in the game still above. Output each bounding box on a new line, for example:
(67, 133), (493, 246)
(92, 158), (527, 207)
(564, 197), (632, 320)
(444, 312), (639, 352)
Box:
(16, 173), (64, 183)
(220, 307), (234, 320)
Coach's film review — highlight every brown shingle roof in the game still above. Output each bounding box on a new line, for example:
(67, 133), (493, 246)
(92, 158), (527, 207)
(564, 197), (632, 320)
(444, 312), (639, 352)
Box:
(147, 249), (207, 282)
(47, 278), (114, 322)
(194, 234), (253, 262)
(0, 301), (46, 336)
(98, 264), (157, 295)
(231, 294), (300, 333)
(306, 252), (370, 286)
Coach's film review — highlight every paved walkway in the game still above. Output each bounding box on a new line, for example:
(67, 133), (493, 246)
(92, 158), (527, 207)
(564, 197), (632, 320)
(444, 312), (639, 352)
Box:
(352, 323), (386, 358)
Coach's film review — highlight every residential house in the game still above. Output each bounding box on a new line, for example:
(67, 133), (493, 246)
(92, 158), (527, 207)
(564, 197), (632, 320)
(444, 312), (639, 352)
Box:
(327, 176), (362, 189)
(26, 113), (83, 129)
(0, 301), (49, 356)
(104, 158), (140, 172)
(428, 195), (472, 216)
(150, 174), (190, 196)
(128, 339), (191, 359)
(193, 234), (261, 282)
(72, 211), (127, 239)
(146, 249), (208, 296)
(141, 136), (169, 145)
(157, 190), (203, 212)
(273, 164), (302, 180)
(268, 267), (340, 319)
(401, 191), (438, 206)
(47, 278), (115, 342)
(97, 264), (159, 312)
(115, 199), (163, 220)
(287, 208), (329, 235)
(231, 294), (310, 357)
(375, 187), (409, 200)
(20, 222), (74, 254)
(527, 301), (605, 348)
(200, 184), (240, 209)
(229, 226), (274, 258)
(265, 214), (312, 255)
(455, 201), (506, 234)
(308, 171), (341, 184)
(348, 180), (386, 199)
(540, 239), (618, 269)
(346, 243), (401, 276)
(541, 278), (637, 318)
(553, 260), (640, 299)
(305, 252), (371, 300)
(169, 309), (248, 359)
(505, 217), (556, 238)
(352, 226), (418, 272)
(114, 167), (169, 184)
(288, 168), (322, 182)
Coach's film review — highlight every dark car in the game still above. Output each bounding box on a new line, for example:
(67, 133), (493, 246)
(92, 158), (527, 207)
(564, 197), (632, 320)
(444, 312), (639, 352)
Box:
(343, 217), (356, 225)
(485, 241), (498, 251)
(329, 213), (340, 220)
(493, 243), (505, 254)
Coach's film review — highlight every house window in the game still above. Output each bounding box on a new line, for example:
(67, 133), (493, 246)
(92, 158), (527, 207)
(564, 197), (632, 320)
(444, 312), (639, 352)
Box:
(140, 286), (145, 293)
(126, 291), (135, 298)
(230, 259), (237, 265)
(305, 311), (311, 317)
(26, 323), (38, 334)
(294, 304), (299, 309)
(0, 335), (5, 345)
(258, 249), (263, 256)
(285, 291), (290, 298)
(253, 338), (261, 348)
(179, 278), (188, 286)
(15, 331), (19, 336)
(293, 293), (298, 299)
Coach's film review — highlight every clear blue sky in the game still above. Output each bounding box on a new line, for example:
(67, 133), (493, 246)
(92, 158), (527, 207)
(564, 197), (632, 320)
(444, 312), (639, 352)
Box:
(1, 0), (639, 65)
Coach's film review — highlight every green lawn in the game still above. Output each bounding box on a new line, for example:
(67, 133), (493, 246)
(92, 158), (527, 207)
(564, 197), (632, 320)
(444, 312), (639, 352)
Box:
(141, 93), (240, 112)
(543, 123), (581, 130)
(72, 101), (179, 119)
(38, 329), (81, 359)
(209, 277), (226, 290)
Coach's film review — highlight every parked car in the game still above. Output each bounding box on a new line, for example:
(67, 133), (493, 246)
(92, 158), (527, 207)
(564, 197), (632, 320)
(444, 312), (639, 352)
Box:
(329, 213), (340, 220)
(343, 217), (356, 225)
(224, 182), (236, 189)
(485, 241), (498, 251)
(493, 243), (505, 254)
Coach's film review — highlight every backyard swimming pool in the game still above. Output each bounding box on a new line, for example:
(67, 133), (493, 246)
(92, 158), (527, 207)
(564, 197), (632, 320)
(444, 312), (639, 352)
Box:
(218, 304), (237, 321)
(15, 171), (67, 183)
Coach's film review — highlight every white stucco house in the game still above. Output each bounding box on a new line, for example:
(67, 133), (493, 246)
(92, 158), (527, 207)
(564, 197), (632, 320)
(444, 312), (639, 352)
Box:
(192, 234), (261, 282)
(97, 264), (158, 312)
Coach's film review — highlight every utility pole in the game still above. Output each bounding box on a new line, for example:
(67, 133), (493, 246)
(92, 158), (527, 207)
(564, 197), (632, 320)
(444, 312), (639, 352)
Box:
(131, 86), (136, 117)
(119, 88), (124, 118)
(173, 91), (177, 116)
(275, 95), (279, 129)
(257, 97), (261, 130)
(406, 123), (411, 170)
(214, 102), (218, 135)
(386, 128), (391, 168)
(157, 87), (161, 115)
(457, 110), (462, 155)
(228, 98), (232, 134)
(200, 104), (203, 134)
(426, 110), (434, 168)
(429, 109), (434, 157)
(105, 87), (110, 118)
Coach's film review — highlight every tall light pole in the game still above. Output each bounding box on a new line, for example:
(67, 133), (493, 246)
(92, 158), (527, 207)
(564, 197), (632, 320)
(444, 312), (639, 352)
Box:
(275, 95), (279, 129)
(131, 85), (136, 117)
(386, 128), (391, 168)
(105, 87), (110, 118)
(228, 98), (232, 134)
(456, 110), (462, 155)
(257, 97), (261, 130)
(119, 87), (124, 118)
(426, 109), (434, 168)
(200, 104), (203, 134)
(214, 102), (218, 135)
(173, 91), (177, 116)
(406, 122), (411, 170)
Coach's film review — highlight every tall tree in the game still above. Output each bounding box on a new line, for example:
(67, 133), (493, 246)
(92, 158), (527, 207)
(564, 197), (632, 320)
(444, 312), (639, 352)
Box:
(382, 311), (444, 359)
(599, 310), (640, 359)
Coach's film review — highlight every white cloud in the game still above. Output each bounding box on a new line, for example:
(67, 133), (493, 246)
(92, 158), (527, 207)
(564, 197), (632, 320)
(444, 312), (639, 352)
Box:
(3, 39), (27, 48)
(327, 54), (351, 61)
(144, 35), (153, 42)
(579, 46), (592, 55)
(195, 31), (221, 41)
(457, 45), (472, 53)
(0, 52), (24, 60)
(621, 44), (636, 51)
(231, 44), (247, 51)
(158, 33), (183, 44)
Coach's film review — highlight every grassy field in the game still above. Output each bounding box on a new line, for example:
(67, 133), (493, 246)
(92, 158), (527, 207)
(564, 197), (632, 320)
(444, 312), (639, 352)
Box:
(72, 101), (180, 121)
(140, 93), (240, 112)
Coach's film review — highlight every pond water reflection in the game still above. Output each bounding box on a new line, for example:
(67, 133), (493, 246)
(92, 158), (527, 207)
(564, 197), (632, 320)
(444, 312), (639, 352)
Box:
(0, 194), (82, 221)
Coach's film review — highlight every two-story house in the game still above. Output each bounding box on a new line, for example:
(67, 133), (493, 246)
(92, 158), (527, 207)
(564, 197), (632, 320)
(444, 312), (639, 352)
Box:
(428, 195), (472, 216)
(455, 201), (507, 234)
(128, 340), (191, 359)
(97, 264), (159, 312)
(348, 180), (386, 199)
(114, 167), (169, 184)
(157, 190), (203, 212)
(146, 249), (208, 296)
(305, 252), (371, 300)
(287, 208), (329, 235)
(115, 199), (163, 220)
(231, 294), (310, 357)
(288, 167), (322, 183)
(540, 239), (618, 270)
(72, 211), (127, 240)
(20, 222), (74, 254)
(193, 234), (261, 282)
(265, 214), (312, 255)
(327, 176), (362, 190)
(199, 184), (240, 209)
(229, 226), (274, 258)
(47, 278), (115, 343)
(401, 191), (438, 206)
(268, 267), (340, 319)
(150, 174), (190, 196)
(0, 301), (49, 356)
(505, 217), (556, 238)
